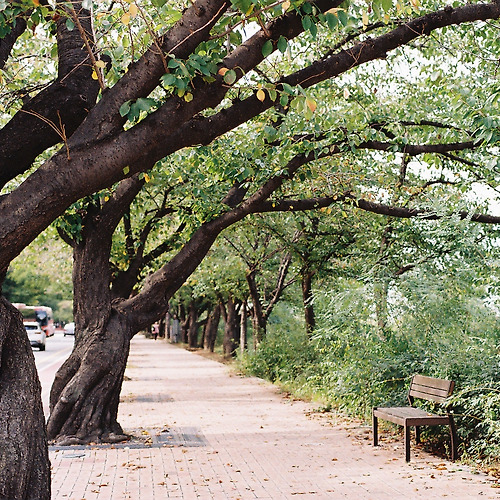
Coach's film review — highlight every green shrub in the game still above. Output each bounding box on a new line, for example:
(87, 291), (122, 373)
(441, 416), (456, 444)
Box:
(240, 277), (500, 462)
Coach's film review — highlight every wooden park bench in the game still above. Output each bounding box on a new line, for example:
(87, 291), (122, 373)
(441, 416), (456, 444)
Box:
(373, 374), (458, 462)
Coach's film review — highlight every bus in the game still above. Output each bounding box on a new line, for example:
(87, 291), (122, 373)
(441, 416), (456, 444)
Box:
(14, 303), (55, 337)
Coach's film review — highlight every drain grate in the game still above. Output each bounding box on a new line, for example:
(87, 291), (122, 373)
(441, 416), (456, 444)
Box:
(49, 426), (207, 452)
(153, 427), (208, 447)
(120, 393), (174, 403)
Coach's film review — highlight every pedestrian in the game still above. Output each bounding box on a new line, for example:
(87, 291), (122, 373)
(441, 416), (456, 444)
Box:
(152, 322), (159, 340)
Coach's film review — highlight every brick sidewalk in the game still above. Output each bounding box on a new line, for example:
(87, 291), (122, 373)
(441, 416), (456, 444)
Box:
(50, 336), (499, 499)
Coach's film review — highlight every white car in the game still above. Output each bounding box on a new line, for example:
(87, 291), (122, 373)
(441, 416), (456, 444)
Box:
(63, 322), (75, 336)
(25, 321), (46, 351)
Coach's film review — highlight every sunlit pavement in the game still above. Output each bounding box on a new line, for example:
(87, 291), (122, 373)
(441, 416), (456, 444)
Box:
(45, 336), (499, 499)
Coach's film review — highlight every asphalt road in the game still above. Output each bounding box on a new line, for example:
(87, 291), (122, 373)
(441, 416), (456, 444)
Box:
(33, 330), (74, 416)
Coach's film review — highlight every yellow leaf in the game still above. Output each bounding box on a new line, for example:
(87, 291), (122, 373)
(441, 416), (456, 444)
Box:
(362, 11), (369, 27)
(129, 3), (138, 17)
(32, 0), (40, 6)
(306, 98), (317, 112)
(144, 173), (151, 183)
(184, 92), (193, 102)
(282, 0), (290, 12)
(256, 89), (266, 102)
(326, 7), (343, 16)
(121, 13), (131, 25)
(95, 60), (105, 69)
(218, 67), (229, 76)
(91, 70), (98, 80)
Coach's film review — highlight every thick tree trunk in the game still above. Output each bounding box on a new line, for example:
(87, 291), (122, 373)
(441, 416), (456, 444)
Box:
(301, 269), (316, 337)
(47, 202), (135, 445)
(0, 298), (50, 499)
(47, 312), (132, 444)
(203, 304), (220, 352)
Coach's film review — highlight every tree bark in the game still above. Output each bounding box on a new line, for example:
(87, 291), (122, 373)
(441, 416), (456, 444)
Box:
(240, 299), (247, 354)
(301, 269), (316, 337)
(246, 270), (267, 347)
(187, 301), (199, 348)
(222, 296), (239, 358)
(0, 298), (50, 499)
(203, 304), (220, 352)
(0, 6), (101, 187)
(47, 312), (131, 444)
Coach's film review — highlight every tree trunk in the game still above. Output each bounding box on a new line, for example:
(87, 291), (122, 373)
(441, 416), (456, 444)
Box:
(203, 304), (220, 352)
(47, 207), (134, 445)
(222, 296), (239, 358)
(240, 299), (247, 354)
(165, 310), (172, 340)
(187, 301), (199, 348)
(301, 269), (316, 337)
(246, 270), (267, 348)
(181, 315), (189, 343)
(47, 312), (132, 445)
(0, 298), (50, 499)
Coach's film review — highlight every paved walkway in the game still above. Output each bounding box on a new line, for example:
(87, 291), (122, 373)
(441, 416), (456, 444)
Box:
(50, 336), (499, 499)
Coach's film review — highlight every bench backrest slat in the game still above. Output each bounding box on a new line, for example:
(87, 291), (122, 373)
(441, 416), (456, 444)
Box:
(408, 375), (454, 403)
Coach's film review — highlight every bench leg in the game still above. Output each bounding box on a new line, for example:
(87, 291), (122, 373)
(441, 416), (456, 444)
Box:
(373, 411), (378, 446)
(404, 423), (411, 462)
(415, 425), (421, 444)
(449, 415), (458, 461)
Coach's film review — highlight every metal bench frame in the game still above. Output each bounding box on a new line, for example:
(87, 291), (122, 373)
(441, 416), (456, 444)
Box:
(373, 374), (458, 462)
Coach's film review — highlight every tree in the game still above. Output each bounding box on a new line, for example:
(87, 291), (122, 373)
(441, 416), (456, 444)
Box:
(2, 0), (500, 496)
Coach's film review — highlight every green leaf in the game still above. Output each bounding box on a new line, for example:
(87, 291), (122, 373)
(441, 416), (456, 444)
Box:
(337, 10), (348, 26)
(381, 0), (392, 12)
(65, 18), (74, 31)
(302, 15), (312, 31)
(302, 2), (312, 14)
(161, 73), (177, 86)
(119, 101), (131, 117)
(123, 166), (130, 175)
(309, 21), (317, 38)
(277, 36), (287, 54)
(135, 97), (156, 112)
(326, 12), (339, 29)
(262, 40), (273, 58)
(223, 69), (237, 85)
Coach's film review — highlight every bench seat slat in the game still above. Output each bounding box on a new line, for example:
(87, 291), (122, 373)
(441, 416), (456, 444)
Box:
(373, 407), (450, 427)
